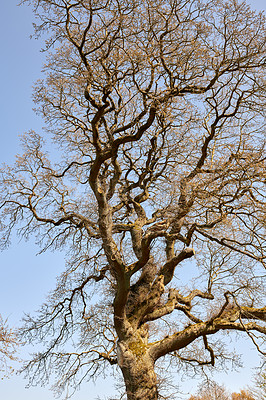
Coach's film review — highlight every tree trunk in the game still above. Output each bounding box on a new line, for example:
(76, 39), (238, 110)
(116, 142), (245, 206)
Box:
(117, 340), (158, 400)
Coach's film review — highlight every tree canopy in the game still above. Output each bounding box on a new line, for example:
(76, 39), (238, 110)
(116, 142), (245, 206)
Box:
(0, 0), (266, 398)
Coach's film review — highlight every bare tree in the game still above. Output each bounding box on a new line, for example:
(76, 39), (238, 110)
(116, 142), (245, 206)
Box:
(1, 0), (266, 398)
(0, 315), (17, 377)
(188, 383), (255, 400)
(188, 381), (230, 400)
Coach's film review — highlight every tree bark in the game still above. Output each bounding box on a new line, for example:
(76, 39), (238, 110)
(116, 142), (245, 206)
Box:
(117, 340), (158, 400)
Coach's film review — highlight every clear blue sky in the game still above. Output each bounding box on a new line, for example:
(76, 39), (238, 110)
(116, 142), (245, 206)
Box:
(0, 1), (265, 399)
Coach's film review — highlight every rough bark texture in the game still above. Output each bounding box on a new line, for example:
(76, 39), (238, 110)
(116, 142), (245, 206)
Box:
(118, 341), (158, 400)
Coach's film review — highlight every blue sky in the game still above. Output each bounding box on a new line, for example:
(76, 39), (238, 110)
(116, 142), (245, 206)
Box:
(0, 0), (265, 399)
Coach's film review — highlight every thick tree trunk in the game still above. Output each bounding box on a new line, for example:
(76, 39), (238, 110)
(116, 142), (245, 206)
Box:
(117, 340), (158, 400)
